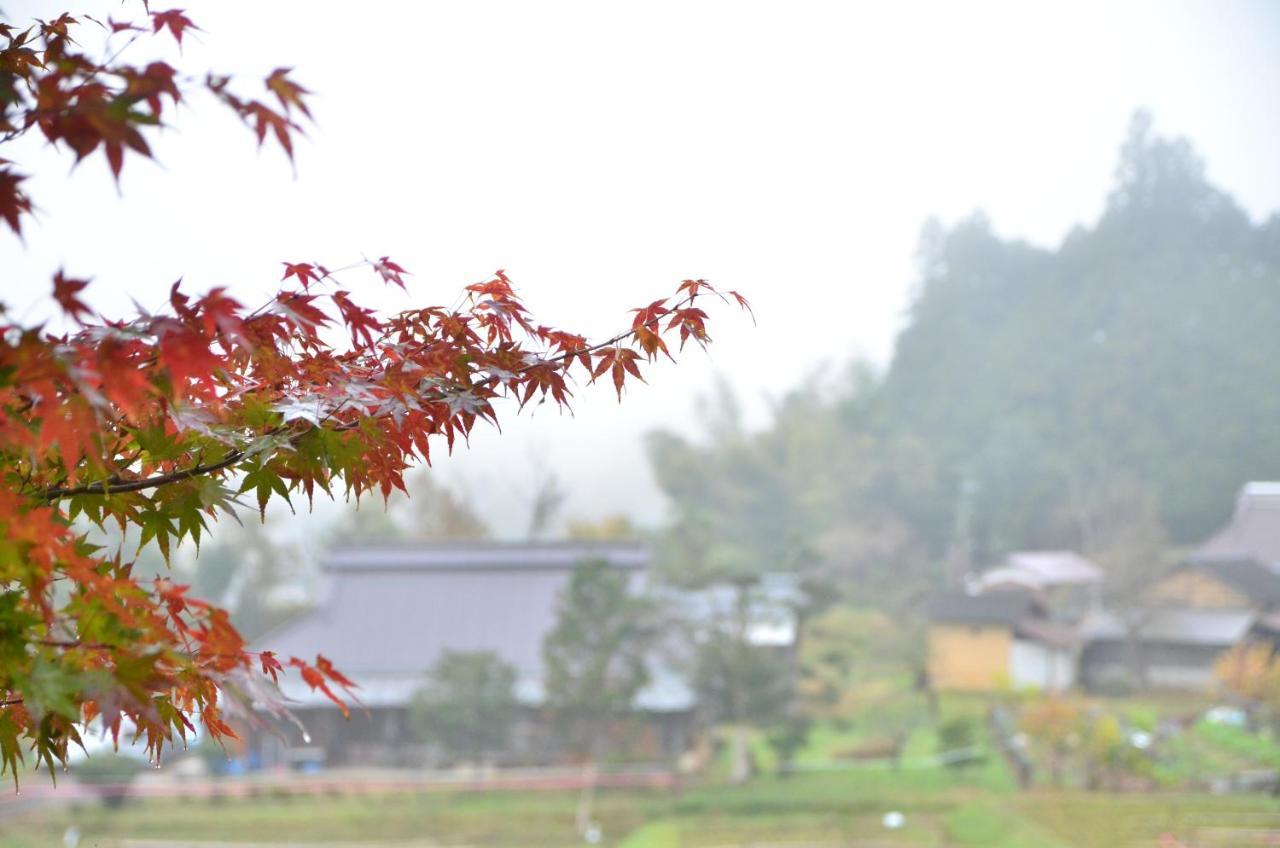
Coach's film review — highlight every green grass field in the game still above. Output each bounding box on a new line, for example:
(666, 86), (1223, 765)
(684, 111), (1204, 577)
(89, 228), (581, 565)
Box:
(4, 768), (1280, 848)
(6, 693), (1280, 847)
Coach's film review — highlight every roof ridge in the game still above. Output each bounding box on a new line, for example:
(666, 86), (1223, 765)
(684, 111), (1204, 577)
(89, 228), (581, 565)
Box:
(328, 539), (649, 550)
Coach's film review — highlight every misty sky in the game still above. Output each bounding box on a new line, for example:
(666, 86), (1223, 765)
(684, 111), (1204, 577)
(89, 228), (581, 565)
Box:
(5, 0), (1279, 538)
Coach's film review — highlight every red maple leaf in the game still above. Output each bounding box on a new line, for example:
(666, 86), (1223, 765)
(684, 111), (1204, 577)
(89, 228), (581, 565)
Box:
(281, 261), (320, 290)
(0, 164), (33, 236)
(52, 270), (92, 323)
(374, 256), (408, 290)
(265, 68), (311, 119)
(150, 9), (199, 47)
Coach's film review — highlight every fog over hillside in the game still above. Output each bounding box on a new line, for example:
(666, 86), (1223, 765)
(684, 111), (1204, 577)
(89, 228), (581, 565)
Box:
(5, 0), (1279, 537)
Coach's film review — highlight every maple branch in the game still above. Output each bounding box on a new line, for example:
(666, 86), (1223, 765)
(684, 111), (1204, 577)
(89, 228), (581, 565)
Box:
(40, 415), (359, 501)
(573, 290), (708, 358)
(38, 639), (113, 651)
(43, 448), (247, 500)
(36, 326), (673, 504)
(0, 29), (143, 144)
(243, 260), (368, 323)
(37, 290), (720, 502)
(67, 29), (144, 99)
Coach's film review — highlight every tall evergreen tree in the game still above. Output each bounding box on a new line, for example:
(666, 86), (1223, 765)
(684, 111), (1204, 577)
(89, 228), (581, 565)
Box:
(879, 110), (1280, 555)
(542, 560), (653, 759)
(651, 112), (1280, 602)
(410, 650), (520, 766)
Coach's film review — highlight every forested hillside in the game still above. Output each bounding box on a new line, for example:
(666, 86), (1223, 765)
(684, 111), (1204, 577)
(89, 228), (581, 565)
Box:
(650, 113), (1280, 596)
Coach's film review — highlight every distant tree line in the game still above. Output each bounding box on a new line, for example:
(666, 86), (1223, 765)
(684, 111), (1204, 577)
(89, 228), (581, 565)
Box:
(648, 111), (1280, 608)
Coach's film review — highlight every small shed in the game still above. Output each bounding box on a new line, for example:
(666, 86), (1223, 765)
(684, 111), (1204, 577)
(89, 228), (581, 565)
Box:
(927, 592), (1076, 692)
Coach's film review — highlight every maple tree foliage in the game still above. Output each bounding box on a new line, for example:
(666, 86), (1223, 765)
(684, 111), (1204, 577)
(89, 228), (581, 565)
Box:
(0, 8), (749, 786)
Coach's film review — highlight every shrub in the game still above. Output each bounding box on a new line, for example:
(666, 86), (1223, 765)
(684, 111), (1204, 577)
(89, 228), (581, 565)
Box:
(71, 753), (146, 809)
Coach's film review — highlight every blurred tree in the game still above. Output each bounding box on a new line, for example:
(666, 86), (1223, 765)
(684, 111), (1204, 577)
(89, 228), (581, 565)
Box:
(327, 470), (490, 542)
(410, 650), (520, 767)
(648, 373), (939, 603)
(566, 514), (640, 541)
(795, 605), (928, 721)
(1214, 643), (1280, 735)
(764, 711), (812, 778)
(525, 459), (568, 541)
(692, 581), (800, 783)
(795, 607), (860, 721)
(0, 5), (746, 780)
(1082, 713), (1150, 790)
(1019, 697), (1084, 787)
(937, 714), (981, 778)
(653, 112), (1279, 626)
(1215, 642), (1277, 705)
(69, 752), (146, 809)
(1082, 475), (1172, 688)
(183, 521), (306, 640)
(329, 500), (412, 542)
(542, 560), (653, 761)
(880, 111), (1280, 557)
(407, 475), (491, 541)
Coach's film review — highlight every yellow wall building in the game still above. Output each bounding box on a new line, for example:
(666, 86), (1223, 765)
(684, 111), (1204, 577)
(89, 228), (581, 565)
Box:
(927, 622), (1012, 691)
(926, 592), (1076, 693)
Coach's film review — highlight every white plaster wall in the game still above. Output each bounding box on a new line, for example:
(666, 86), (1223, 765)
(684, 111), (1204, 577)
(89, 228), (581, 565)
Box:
(1011, 639), (1076, 692)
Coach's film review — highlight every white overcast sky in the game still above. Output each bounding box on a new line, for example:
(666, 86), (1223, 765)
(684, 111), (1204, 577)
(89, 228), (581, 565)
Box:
(4, 1), (1279, 537)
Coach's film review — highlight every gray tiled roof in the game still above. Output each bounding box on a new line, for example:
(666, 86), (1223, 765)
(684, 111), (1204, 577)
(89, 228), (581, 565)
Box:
(1194, 483), (1280, 568)
(1081, 608), (1255, 647)
(324, 540), (651, 571)
(997, 550), (1103, 586)
(1013, 618), (1079, 649)
(928, 592), (1037, 625)
(257, 541), (695, 712)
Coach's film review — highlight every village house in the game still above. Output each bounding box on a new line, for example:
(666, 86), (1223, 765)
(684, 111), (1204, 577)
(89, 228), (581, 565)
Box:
(1078, 607), (1255, 691)
(250, 540), (799, 769)
(926, 550), (1099, 693)
(1080, 482), (1280, 689)
(928, 485), (1280, 695)
(973, 550), (1103, 621)
(926, 590), (1078, 693)
(1150, 482), (1280, 619)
